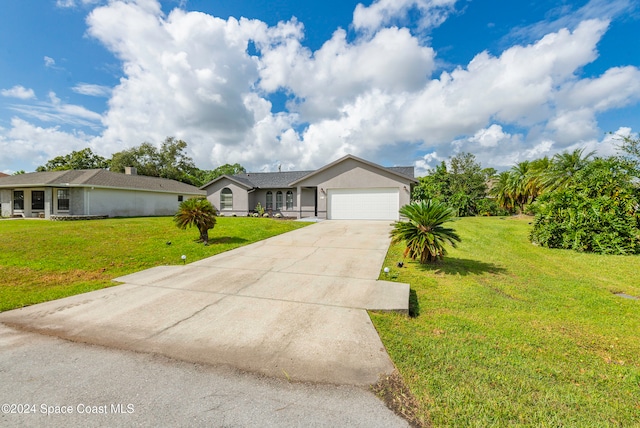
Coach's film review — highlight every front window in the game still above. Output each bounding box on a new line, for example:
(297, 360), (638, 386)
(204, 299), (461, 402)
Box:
(13, 191), (24, 210)
(57, 189), (69, 211)
(32, 191), (45, 210)
(221, 188), (233, 210)
(276, 191), (283, 210)
(286, 191), (293, 210)
(266, 191), (273, 210)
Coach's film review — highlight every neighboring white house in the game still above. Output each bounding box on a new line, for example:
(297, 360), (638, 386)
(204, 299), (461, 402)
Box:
(201, 154), (418, 220)
(0, 168), (205, 219)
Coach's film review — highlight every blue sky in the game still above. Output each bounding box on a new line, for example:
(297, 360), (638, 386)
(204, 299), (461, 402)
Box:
(1, 0), (639, 174)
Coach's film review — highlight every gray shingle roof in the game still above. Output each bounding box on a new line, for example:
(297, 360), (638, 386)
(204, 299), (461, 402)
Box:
(234, 171), (314, 188)
(387, 166), (415, 179)
(0, 169), (205, 195)
(200, 155), (417, 190)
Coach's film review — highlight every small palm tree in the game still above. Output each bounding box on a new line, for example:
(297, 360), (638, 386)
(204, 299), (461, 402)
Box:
(390, 200), (461, 264)
(174, 197), (217, 244)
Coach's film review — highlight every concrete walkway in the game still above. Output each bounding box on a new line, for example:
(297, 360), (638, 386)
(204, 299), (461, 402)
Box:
(0, 221), (409, 386)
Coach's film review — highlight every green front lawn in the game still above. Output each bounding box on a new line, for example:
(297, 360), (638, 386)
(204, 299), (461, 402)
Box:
(373, 216), (640, 426)
(0, 217), (308, 312)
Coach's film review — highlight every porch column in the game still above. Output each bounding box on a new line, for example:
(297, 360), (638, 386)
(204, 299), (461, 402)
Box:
(0, 189), (10, 217)
(296, 185), (302, 218)
(44, 188), (53, 219)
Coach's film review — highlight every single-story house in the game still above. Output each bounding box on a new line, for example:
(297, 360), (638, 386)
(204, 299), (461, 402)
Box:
(0, 167), (205, 219)
(201, 154), (418, 220)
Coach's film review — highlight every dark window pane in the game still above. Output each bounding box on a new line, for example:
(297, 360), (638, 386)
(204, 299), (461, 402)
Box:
(57, 189), (69, 211)
(13, 191), (24, 210)
(221, 188), (233, 210)
(32, 191), (44, 210)
(286, 191), (293, 210)
(266, 191), (273, 210)
(276, 191), (283, 210)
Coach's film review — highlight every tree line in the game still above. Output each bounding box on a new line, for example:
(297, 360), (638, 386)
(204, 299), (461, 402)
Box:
(412, 135), (640, 255)
(32, 137), (245, 187)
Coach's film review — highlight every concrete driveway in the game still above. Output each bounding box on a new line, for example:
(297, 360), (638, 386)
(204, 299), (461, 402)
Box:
(0, 220), (408, 386)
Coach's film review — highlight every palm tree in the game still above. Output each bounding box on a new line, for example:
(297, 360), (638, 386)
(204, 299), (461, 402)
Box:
(390, 200), (461, 264)
(174, 197), (217, 244)
(506, 161), (533, 213)
(490, 171), (515, 213)
(542, 148), (595, 191)
(526, 157), (550, 199)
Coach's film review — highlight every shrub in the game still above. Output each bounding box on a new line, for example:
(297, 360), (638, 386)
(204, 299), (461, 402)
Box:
(390, 200), (461, 263)
(530, 157), (640, 254)
(173, 197), (217, 244)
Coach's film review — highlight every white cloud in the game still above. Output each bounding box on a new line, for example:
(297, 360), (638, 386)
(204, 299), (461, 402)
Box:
(353, 0), (458, 32)
(7, 92), (102, 128)
(72, 83), (112, 97)
(0, 118), (96, 171)
(557, 66), (640, 112)
(414, 151), (444, 175)
(507, 0), (634, 43)
(56, 0), (103, 8)
(87, 3), (269, 158)
(1, 85), (35, 100)
(44, 56), (56, 68)
(259, 26), (435, 121)
(468, 125), (511, 148)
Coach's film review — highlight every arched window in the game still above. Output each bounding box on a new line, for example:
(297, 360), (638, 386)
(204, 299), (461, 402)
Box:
(276, 191), (283, 210)
(266, 191), (273, 210)
(286, 191), (293, 210)
(221, 188), (233, 210)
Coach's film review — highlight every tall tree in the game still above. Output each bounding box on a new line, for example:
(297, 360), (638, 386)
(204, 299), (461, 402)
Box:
(448, 152), (487, 216)
(195, 163), (247, 186)
(110, 137), (198, 184)
(412, 161), (450, 203)
(506, 161), (533, 213)
(490, 171), (515, 213)
(36, 148), (110, 171)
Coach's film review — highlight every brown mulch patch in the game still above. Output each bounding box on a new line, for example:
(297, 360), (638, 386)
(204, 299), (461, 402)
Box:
(371, 370), (431, 428)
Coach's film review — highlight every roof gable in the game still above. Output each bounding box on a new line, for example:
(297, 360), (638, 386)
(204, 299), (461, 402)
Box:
(289, 154), (417, 186)
(200, 174), (254, 190)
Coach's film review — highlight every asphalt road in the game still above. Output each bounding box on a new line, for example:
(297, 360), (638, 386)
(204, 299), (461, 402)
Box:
(0, 325), (407, 427)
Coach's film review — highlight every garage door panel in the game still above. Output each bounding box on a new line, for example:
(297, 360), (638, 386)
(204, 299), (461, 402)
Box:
(328, 188), (399, 220)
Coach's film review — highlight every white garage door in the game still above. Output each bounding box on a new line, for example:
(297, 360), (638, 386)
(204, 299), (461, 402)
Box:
(328, 188), (399, 220)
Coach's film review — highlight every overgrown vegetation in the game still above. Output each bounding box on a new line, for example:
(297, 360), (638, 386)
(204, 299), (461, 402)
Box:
(0, 217), (307, 312)
(373, 216), (640, 426)
(414, 136), (640, 255)
(412, 152), (500, 216)
(530, 156), (640, 254)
